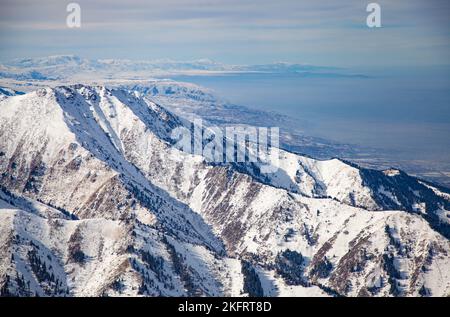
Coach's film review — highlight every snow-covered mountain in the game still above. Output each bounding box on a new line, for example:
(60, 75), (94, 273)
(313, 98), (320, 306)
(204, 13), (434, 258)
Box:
(0, 85), (449, 297)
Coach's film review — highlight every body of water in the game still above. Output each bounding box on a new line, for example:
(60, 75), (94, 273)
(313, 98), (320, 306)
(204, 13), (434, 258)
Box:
(171, 68), (450, 164)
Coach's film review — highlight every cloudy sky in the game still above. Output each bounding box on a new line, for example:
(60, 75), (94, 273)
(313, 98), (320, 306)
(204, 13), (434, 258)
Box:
(0, 0), (449, 66)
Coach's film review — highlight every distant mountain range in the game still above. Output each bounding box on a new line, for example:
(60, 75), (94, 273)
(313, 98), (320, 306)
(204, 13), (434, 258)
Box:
(0, 55), (367, 80)
(0, 85), (449, 296)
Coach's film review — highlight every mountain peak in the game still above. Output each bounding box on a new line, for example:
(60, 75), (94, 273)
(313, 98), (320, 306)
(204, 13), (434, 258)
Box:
(0, 86), (449, 297)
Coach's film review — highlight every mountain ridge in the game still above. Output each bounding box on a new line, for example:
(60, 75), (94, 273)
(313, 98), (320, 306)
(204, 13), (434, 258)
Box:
(0, 55), (362, 81)
(0, 85), (449, 297)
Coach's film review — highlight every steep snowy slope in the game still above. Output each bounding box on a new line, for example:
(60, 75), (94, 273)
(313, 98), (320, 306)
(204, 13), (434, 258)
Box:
(103, 90), (449, 240)
(0, 86), (242, 296)
(0, 86), (207, 237)
(0, 190), (250, 297)
(0, 85), (449, 297)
